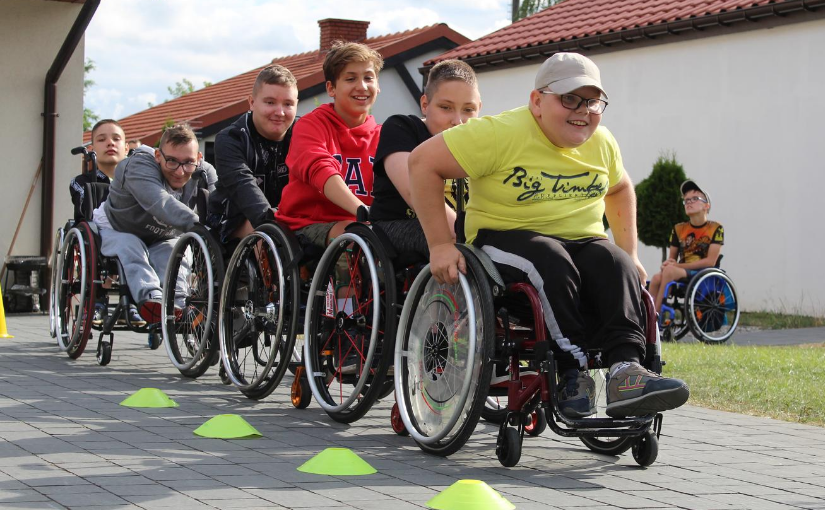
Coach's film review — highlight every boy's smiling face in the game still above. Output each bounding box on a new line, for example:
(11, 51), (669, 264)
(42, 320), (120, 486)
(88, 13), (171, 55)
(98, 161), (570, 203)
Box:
(529, 85), (602, 148)
(326, 60), (379, 128)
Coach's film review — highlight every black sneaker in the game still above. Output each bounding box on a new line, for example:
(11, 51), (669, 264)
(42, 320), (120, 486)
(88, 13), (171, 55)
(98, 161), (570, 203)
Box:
(606, 362), (689, 418)
(92, 303), (106, 326)
(558, 369), (596, 418)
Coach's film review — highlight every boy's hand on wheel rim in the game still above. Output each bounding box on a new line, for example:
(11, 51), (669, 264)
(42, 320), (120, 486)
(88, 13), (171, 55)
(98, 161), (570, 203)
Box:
(429, 243), (465, 285)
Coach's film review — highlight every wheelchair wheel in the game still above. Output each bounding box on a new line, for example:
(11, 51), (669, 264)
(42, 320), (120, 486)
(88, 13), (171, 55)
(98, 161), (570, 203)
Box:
(395, 255), (495, 457)
(56, 225), (96, 359)
(303, 232), (396, 423)
(49, 227), (65, 339)
(686, 269), (740, 344)
(162, 225), (224, 378)
(219, 224), (300, 400)
(578, 366), (635, 456)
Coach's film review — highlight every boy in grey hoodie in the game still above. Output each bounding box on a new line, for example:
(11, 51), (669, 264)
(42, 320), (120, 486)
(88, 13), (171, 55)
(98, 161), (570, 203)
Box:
(92, 124), (217, 323)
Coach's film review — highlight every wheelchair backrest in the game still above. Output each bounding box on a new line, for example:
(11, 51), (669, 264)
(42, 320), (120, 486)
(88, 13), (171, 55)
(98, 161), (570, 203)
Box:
(196, 186), (210, 225)
(82, 182), (110, 221)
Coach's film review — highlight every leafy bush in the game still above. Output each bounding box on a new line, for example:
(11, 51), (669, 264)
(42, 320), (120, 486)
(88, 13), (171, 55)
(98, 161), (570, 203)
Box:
(636, 153), (688, 260)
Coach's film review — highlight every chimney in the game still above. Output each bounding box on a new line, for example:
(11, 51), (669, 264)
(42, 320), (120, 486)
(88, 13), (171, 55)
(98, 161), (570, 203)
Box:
(319, 18), (370, 53)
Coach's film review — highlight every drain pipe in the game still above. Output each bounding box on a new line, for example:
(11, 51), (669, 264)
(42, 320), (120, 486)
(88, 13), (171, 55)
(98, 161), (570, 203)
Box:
(40, 0), (100, 258)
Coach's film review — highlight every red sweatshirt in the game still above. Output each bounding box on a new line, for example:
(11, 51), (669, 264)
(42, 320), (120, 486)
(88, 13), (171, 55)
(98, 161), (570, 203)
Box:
(275, 103), (381, 230)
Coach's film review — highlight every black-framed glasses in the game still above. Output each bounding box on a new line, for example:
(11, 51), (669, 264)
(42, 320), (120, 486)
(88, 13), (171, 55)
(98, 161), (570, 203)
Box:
(539, 90), (608, 115)
(683, 196), (708, 205)
(158, 149), (199, 173)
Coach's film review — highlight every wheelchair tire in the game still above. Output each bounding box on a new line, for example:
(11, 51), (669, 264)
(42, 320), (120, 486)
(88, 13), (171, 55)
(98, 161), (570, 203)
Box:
(395, 254), (495, 457)
(496, 426), (522, 467)
(303, 232), (396, 423)
(578, 366), (635, 456)
(686, 269), (740, 344)
(632, 430), (659, 467)
(481, 395), (508, 424)
(56, 224), (96, 359)
(48, 227), (65, 339)
(219, 223), (300, 400)
(162, 226), (224, 378)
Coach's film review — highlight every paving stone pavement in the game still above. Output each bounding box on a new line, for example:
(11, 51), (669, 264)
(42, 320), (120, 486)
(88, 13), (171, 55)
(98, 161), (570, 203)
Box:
(1, 315), (824, 510)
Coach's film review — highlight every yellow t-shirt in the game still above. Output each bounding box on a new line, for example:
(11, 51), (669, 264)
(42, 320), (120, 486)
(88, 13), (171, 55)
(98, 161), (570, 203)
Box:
(443, 106), (625, 243)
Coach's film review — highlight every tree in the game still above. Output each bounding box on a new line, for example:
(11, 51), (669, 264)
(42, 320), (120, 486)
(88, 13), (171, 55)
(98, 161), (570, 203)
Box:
(513, 0), (565, 22)
(148, 78), (213, 107)
(83, 58), (99, 131)
(636, 153), (688, 261)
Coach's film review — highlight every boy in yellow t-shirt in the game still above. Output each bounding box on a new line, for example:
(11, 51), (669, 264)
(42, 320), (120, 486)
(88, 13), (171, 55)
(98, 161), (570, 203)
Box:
(408, 53), (689, 419)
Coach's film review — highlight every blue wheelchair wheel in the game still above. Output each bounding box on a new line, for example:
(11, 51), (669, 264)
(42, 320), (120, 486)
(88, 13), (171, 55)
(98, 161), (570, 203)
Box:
(686, 269), (740, 343)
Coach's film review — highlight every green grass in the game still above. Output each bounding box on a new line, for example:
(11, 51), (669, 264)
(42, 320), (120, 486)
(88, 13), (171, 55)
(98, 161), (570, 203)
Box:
(661, 342), (825, 427)
(739, 311), (825, 330)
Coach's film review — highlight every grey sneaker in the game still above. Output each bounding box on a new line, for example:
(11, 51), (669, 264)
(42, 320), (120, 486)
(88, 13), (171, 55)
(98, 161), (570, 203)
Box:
(606, 362), (689, 418)
(558, 369), (596, 418)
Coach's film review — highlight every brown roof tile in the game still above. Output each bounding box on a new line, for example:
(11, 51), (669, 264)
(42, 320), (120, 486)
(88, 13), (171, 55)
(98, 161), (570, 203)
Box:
(93, 23), (469, 144)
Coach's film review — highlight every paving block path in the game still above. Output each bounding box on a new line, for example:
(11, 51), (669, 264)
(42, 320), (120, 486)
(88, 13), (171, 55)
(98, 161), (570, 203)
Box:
(1, 315), (824, 509)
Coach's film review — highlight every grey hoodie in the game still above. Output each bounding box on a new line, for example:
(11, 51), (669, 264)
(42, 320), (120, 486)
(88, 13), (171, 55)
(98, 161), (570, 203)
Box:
(104, 145), (217, 245)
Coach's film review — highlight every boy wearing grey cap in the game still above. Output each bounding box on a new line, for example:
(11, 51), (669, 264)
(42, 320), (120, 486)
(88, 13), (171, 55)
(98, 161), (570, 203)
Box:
(409, 52), (689, 419)
(649, 180), (724, 313)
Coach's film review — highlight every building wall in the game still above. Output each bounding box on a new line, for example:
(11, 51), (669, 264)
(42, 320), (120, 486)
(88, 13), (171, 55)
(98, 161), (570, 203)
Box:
(0, 0), (85, 261)
(471, 18), (825, 315)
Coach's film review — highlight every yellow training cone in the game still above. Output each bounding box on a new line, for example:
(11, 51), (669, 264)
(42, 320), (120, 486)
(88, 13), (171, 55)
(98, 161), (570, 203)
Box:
(0, 283), (13, 338)
(193, 414), (261, 439)
(119, 388), (178, 408)
(297, 448), (376, 476)
(427, 480), (515, 510)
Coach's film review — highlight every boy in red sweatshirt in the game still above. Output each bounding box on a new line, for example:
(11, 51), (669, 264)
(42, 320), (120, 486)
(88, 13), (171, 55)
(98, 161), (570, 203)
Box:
(275, 41), (383, 248)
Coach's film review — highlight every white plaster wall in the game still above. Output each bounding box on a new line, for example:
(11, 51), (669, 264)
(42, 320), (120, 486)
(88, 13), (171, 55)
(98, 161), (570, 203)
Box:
(472, 18), (825, 315)
(0, 0), (85, 261)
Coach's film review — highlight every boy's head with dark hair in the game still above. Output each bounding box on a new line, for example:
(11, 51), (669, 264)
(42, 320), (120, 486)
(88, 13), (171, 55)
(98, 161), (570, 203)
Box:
(424, 60), (477, 100)
(420, 60), (481, 136)
(324, 42), (383, 128)
(155, 123), (201, 190)
(90, 119), (127, 175)
(249, 64), (299, 141)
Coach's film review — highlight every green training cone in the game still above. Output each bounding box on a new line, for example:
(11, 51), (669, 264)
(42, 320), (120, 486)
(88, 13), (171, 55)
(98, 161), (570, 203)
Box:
(119, 388), (179, 408)
(297, 448), (377, 476)
(193, 414), (262, 439)
(427, 480), (515, 510)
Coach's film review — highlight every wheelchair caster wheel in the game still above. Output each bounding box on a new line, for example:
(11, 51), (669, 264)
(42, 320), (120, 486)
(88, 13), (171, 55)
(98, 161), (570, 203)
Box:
(391, 402), (409, 436)
(632, 430), (659, 467)
(524, 410), (546, 437)
(147, 332), (162, 350)
(496, 427), (522, 467)
(218, 365), (231, 385)
(291, 367), (311, 409)
(97, 342), (112, 366)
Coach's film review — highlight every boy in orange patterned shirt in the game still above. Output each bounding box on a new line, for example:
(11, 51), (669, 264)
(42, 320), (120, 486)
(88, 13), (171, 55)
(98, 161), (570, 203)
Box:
(649, 180), (724, 312)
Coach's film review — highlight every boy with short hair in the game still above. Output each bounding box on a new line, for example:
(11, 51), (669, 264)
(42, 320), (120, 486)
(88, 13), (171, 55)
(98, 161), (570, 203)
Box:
(369, 59), (481, 258)
(70, 119), (127, 221)
(408, 52), (689, 419)
(275, 41), (383, 247)
(208, 64), (299, 241)
(649, 180), (724, 312)
(93, 124), (217, 323)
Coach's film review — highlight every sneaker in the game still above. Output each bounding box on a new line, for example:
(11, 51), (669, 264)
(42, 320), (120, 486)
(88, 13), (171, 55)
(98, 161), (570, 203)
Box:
(606, 362), (690, 418)
(121, 305), (146, 327)
(92, 303), (106, 326)
(558, 369), (596, 418)
(337, 329), (365, 375)
(138, 299), (163, 324)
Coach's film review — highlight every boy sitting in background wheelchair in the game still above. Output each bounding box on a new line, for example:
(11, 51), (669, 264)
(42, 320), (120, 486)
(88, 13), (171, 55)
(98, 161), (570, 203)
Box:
(409, 52), (689, 419)
(649, 180), (724, 315)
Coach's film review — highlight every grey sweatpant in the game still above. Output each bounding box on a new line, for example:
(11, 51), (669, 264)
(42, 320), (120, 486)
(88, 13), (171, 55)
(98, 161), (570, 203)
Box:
(98, 227), (186, 305)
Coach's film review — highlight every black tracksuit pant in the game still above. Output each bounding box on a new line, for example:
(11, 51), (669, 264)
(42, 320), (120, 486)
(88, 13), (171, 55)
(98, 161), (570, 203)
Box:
(474, 229), (646, 370)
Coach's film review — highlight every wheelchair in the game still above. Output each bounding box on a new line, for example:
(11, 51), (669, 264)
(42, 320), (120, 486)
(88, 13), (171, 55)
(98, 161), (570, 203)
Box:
(54, 182), (164, 365)
(160, 186), (226, 379)
(658, 256), (740, 344)
(393, 244), (665, 468)
(216, 220), (306, 400)
(300, 209), (424, 423)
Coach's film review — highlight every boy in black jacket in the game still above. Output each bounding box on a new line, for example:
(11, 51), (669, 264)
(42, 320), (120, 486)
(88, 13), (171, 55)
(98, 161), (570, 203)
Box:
(208, 64), (298, 241)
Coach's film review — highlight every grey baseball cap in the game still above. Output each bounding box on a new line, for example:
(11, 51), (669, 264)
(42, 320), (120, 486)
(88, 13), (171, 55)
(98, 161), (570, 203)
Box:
(681, 180), (712, 210)
(534, 52), (608, 99)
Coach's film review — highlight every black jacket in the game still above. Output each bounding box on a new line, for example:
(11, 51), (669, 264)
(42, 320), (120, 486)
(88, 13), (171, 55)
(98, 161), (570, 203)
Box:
(208, 112), (294, 238)
(69, 169), (110, 221)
